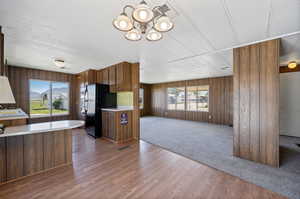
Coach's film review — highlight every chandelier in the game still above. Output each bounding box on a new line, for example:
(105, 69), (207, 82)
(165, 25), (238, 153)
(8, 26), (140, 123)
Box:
(113, 0), (174, 41)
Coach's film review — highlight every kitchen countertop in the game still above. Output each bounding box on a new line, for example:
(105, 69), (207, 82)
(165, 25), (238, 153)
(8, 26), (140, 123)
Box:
(0, 108), (29, 121)
(0, 120), (85, 138)
(102, 107), (134, 112)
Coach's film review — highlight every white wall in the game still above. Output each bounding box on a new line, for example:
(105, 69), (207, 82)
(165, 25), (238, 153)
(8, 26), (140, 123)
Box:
(280, 72), (300, 137)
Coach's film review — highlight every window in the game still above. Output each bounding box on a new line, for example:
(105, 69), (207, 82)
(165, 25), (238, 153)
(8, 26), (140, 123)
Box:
(30, 80), (69, 118)
(187, 85), (209, 112)
(139, 88), (144, 109)
(167, 87), (185, 110)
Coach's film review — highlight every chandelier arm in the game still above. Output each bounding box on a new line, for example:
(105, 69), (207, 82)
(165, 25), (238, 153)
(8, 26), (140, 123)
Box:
(133, 21), (138, 29)
(152, 6), (163, 16)
(123, 5), (135, 15)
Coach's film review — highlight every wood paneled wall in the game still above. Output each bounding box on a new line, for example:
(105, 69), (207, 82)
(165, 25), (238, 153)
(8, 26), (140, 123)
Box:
(150, 76), (233, 125)
(140, 83), (152, 117)
(131, 63), (140, 140)
(233, 39), (280, 167)
(0, 26), (5, 76)
(6, 66), (78, 124)
(280, 65), (300, 73)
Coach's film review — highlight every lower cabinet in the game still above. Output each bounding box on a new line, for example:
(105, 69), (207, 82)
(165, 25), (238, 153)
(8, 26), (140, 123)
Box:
(102, 110), (132, 143)
(0, 130), (72, 183)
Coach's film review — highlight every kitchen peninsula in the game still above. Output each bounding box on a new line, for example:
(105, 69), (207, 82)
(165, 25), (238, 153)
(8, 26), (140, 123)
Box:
(0, 120), (84, 184)
(102, 107), (133, 143)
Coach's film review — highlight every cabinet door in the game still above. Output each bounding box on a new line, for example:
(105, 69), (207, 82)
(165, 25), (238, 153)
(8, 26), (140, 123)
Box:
(109, 65), (117, 93)
(108, 112), (116, 140)
(102, 111), (116, 140)
(116, 62), (132, 91)
(102, 68), (109, 85)
(116, 111), (132, 142)
(86, 70), (96, 84)
(102, 111), (109, 138)
(96, 70), (102, 83)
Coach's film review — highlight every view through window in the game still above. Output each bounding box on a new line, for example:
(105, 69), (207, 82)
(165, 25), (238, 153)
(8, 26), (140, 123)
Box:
(167, 87), (185, 110)
(30, 80), (69, 117)
(139, 88), (144, 109)
(187, 85), (209, 112)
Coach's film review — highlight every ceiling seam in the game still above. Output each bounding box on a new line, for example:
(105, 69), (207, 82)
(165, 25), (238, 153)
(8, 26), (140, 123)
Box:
(167, 0), (232, 67)
(167, 30), (300, 64)
(220, 0), (240, 43)
(166, 0), (217, 51)
(219, 0), (239, 66)
(265, 0), (273, 38)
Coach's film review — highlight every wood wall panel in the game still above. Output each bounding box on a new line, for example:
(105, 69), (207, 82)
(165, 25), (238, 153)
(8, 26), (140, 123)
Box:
(131, 63), (140, 140)
(6, 136), (24, 181)
(0, 26), (4, 76)
(233, 39), (279, 167)
(233, 48), (240, 156)
(151, 84), (166, 117)
(249, 45), (260, 162)
(54, 131), (66, 166)
(24, 134), (44, 175)
(43, 132), (55, 170)
(149, 76), (233, 125)
(0, 131), (73, 184)
(279, 65), (300, 73)
(0, 138), (6, 183)
(5, 66), (78, 123)
(116, 111), (132, 143)
(65, 130), (73, 163)
(140, 84), (152, 117)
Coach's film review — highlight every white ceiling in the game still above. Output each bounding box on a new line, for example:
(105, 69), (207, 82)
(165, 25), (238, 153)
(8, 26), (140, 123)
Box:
(0, 0), (299, 83)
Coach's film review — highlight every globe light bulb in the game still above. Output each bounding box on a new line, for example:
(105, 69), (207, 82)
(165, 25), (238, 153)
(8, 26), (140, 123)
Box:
(125, 29), (142, 41)
(113, 14), (133, 31)
(146, 29), (162, 41)
(132, 1), (154, 23)
(154, 16), (174, 32)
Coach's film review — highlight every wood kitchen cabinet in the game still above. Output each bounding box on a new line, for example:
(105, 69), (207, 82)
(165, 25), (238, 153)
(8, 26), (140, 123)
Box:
(116, 62), (132, 91)
(78, 69), (96, 85)
(102, 110), (132, 143)
(81, 62), (132, 93)
(97, 68), (109, 85)
(108, 65), (117, 93)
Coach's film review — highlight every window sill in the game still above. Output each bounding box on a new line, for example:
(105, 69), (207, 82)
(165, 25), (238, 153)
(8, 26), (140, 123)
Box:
(186, 110), (209, 113)
(30, 114), (70, 119)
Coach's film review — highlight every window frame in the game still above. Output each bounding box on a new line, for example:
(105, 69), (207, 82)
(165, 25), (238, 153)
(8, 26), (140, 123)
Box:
(167, 87), (186, 111)
(29, 79), (70, 118)
(186, 85), (209, 112)
(139, 88), (144, 110)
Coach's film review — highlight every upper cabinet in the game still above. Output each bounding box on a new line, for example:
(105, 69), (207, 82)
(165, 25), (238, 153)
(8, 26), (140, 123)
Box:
(116, 62), (132, 91)
(109, 65), (117, 93)
(79, 69), (96, 85)
(80, 62), (132, 93)
(97, 68), (109, 85)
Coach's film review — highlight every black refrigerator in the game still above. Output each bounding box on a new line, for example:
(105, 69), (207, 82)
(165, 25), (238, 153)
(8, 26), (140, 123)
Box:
(81, 84), (116, 138)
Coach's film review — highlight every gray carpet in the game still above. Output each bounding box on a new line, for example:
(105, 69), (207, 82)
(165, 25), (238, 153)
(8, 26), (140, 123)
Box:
(141, 116), (300, 199)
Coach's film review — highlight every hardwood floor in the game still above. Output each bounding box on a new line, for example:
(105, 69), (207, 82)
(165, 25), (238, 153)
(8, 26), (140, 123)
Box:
(0, 129), (285, 199)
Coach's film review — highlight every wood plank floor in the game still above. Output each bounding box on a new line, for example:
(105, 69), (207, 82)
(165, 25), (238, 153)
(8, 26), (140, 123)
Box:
(0, 129), (286, 199)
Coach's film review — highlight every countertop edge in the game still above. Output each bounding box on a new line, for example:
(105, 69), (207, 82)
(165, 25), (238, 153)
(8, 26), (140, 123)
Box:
(0, 115), (29, 121)
(101, 109), (134, 112)
(0, 120), (85, 138)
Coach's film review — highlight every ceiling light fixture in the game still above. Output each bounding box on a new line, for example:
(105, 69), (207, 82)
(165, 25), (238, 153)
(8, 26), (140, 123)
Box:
(54, 59), (66, 69)
(288, 61), (297, 69)
(113, 1), (174, 41)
